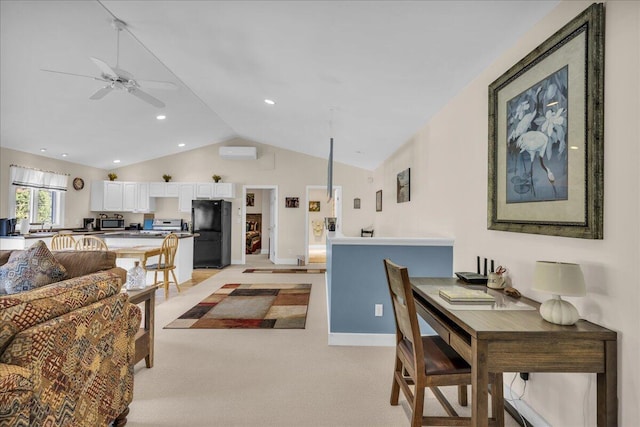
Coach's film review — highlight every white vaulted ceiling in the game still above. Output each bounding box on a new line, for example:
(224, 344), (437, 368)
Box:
(0, 0), (559, 170)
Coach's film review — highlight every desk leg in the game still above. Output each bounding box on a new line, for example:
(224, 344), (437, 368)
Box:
(472, 338), (489, 427)
(597, 340), (617, 426)
(144, 291), (155, 368)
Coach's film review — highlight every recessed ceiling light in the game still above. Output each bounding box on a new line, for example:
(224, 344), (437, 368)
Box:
(264, 99), (276, 105)
(61, 153), (68, 157)
(113, 159), (121, 164)
(40, 148), (47, 152)
(178, 143), (186, 147)
(156, 115), (166, 120)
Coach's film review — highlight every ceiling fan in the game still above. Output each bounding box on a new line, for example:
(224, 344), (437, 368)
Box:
(41, 19), (176, 108)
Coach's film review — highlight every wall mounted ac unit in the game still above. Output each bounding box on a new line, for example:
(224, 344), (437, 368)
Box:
(219, 146), (257, 160)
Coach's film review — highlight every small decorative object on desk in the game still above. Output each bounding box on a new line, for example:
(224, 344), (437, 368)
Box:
(126, 261), (147, 290)
(487, 265), (507, 289)
(212, 174), (222, 182)
(162, 174), (172, 182)
(107, 173), (117, 181)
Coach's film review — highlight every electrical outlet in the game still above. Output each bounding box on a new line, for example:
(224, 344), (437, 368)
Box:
(520, 372), (529, 381)
(374, 304), (383, 317)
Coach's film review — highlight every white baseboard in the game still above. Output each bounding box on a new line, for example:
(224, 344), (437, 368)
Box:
(328, 332), (396, 347)
(503, 381), (550, 426)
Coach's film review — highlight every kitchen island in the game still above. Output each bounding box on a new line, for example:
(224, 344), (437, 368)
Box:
(0, 231), (195, 285)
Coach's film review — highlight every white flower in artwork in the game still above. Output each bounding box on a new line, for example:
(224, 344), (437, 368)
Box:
(541, 108), (565, 137)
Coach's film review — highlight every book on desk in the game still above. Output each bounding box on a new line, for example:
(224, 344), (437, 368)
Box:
(438, 288), (495, 304)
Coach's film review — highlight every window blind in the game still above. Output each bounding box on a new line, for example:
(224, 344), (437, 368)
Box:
(9, 165), (68, 191)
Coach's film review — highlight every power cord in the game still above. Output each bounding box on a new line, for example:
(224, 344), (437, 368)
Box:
(505, 373), (528, 426)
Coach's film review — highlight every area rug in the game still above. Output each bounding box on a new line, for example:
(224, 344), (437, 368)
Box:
(164, 283), (311, 329)
(242, 268), (326, 274)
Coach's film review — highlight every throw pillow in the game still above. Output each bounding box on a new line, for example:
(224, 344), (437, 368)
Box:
(0, 240), (68, 295)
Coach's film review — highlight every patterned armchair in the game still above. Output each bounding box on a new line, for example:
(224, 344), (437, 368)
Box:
(0, 249), (141, 427)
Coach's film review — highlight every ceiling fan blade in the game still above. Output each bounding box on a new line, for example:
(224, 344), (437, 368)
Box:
(41, 68), (107, 82)
(137, 79), (177, 90)
(90, 57), (118, 79)
(129, 87), (165, 108)
(89, 86), (113, 100)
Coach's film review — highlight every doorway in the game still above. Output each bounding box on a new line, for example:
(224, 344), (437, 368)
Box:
(305, 185), (342, 264)
(241, 185), (278, 265)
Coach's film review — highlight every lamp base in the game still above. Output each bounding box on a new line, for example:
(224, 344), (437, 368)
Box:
(539, 295), (580, 325)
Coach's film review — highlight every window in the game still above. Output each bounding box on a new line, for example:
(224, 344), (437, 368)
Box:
(13, 186), (64, 226)
(9, 165), (68, 228)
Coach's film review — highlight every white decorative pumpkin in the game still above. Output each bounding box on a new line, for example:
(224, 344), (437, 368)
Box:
(539, 296), (579, 325)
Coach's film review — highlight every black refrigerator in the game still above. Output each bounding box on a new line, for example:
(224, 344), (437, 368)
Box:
(192, 200), (231, 268)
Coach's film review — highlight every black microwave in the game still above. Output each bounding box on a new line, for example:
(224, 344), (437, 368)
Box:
(96, 218), (125, 230)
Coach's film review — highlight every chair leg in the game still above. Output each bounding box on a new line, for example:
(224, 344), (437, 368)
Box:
(411, 383), (425, 427)
(458, 384), (468, 406)
(170, 269), (181, 293)
(163, 270), (169, 300)
(154, 270), (158, 285)
(390, 356), (402, 405)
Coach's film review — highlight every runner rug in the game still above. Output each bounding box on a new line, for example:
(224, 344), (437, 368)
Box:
(243, 268), (326, 274)
(164, 283), (311, 329)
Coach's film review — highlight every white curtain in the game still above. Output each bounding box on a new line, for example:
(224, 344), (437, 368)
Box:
(10, 165), (68, 191)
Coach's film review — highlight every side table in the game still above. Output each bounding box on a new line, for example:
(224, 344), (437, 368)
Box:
(126, 285), (158, 368)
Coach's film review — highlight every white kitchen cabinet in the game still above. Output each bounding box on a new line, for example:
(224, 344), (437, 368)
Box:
(91, 181), (124, 212)
(214, 183), (235, 198)
(136, 182), (155, 212)
(149, 182), (180, 198)
(92, 181), (154, 212)
(195, 183), (214, 198)
(178, 183), (195, 213)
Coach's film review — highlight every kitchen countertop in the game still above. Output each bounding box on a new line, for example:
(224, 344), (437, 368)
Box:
(2, 231), (196, 239)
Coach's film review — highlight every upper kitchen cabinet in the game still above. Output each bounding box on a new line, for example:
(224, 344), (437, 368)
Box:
(149, 182), (180, 197)
(195, 183), (213, 199)
(91, 181), (123, 211)
(214, 183), (235, 198)
(178, 183), (195, 213)
(91, 181), (155, 212)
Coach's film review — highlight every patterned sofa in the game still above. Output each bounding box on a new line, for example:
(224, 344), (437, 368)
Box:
(0, 247), (141, 427)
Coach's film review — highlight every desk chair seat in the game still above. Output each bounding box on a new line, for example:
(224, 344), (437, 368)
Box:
(383, 259), (503, 427)
(145, 233), (181, 299)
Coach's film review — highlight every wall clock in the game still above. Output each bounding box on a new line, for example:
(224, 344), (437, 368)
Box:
(72, 177), (84, 190)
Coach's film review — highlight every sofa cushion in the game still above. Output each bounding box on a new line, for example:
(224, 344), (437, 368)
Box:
(52, 250), (117, 278)
(0, 241), (68, 295)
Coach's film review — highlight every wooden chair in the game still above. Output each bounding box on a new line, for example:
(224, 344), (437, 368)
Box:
(75, 235), (108, 251)
(51, 233), (76, 251)
(145, 233), (181, 299)
(383, 259), (503, 426)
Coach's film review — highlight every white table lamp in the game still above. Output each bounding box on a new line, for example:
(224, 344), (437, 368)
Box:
(532, 261), (586, 325)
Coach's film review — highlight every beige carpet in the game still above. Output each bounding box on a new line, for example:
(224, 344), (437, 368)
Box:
(127, 256), (521, 426)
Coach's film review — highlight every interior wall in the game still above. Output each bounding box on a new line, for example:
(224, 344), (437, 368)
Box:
(372, 1), (639, 425)
(0, 147), (106, 227)
(112, 138), (375, 262)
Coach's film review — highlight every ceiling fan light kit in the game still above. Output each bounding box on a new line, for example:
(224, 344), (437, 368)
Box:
(41, 18), (175, 108)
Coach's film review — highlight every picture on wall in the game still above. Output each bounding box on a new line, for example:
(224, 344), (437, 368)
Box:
(353, 198), (361, 209)
(246, 193), (255, 207)
(285, 197), (299, 208)
(309, 201), (320, 212)
(487, 3), (604, 239)
(376, 190), (382, 212)
(397, 168), (410, 203)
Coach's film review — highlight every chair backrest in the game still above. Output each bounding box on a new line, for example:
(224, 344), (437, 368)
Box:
(51, 234), (76, 251)
(383, 259), (424, 362)
(75, 235), (108, 251)
(160, 233), (179, 267)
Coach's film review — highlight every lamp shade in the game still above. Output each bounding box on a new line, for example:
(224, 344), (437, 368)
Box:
(532, 261), (586, 297)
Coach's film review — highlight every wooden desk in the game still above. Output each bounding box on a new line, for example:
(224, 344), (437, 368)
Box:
(126, 285), (159, 368)
(410, 277), (617, 427)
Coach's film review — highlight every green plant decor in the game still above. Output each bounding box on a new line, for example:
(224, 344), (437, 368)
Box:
(162, 174), (172, 182)
(107, 173), (117, 181)
(212, 174), (222, 183)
